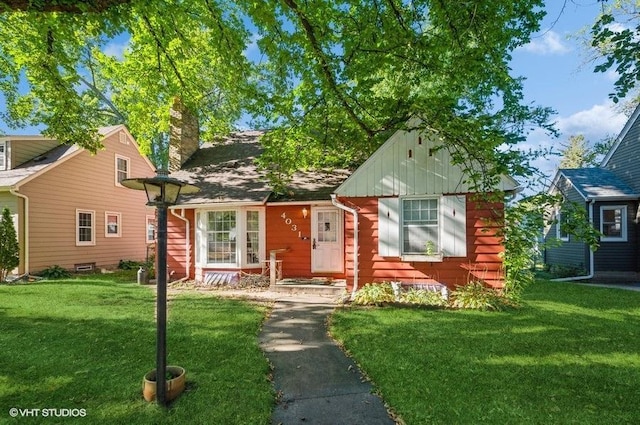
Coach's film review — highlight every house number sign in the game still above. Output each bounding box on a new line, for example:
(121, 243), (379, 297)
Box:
(280, 212), (298, 232)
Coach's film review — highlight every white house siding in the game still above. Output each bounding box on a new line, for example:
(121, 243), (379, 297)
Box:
(17, 130), (155, 272)
(337, 129), (517, 197)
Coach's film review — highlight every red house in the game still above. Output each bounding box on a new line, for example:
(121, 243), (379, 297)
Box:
(166, 125), (518, 295)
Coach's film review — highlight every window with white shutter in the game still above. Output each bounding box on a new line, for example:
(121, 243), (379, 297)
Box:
(377, 195), (467, 260)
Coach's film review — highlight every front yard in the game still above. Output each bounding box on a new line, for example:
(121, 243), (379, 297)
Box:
(0, 275), (273, 424)
(331, 280), (640, 424)
(2, 275), (639, 424)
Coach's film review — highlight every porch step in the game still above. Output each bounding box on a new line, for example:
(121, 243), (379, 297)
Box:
(272, 279), (347, 296)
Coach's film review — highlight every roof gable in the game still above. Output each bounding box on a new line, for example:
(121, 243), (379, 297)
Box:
(551, 168), (638, 201)
(335, 125), (519, 197)
(0, 125), (152, 189)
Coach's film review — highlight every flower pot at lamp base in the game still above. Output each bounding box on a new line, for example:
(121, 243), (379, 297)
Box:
(142, 365), (186, 402)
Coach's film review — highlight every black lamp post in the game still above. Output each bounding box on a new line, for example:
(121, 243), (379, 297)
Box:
(121, 169), (198, 406)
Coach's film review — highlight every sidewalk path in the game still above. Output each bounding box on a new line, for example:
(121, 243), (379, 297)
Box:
(259, 296), (396, 425)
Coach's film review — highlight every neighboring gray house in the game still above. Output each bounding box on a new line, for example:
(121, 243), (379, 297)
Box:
(545, 104), (640, 280)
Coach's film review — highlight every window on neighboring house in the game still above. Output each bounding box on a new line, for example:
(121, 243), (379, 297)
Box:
(76, 209), (95, 246)
(600, 205), (627, 242)
(198, 208), (264, 267)
(146, 215), (156, 243)
(556, 209), (569, 241)
(115, 155), (130, 186)
(0, 141), (6, 171)
(105, 212), (121, 237)
(378, 195), (466, 260)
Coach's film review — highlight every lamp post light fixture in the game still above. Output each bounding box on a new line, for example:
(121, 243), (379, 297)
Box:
(121, 169), (198, 406)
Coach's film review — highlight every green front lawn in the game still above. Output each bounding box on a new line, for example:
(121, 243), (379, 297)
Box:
(331, 281), (640, 424)
(0, 276), (273, 424)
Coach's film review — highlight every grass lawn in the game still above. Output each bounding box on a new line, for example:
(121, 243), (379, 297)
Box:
(0, 273), (273, 424)
(330, 280), (640, 425)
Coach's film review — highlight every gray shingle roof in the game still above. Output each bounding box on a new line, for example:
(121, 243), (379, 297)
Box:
(0, 144), (80, 188)
(560, 168), (638, 200)
(171, 131), (350, 205)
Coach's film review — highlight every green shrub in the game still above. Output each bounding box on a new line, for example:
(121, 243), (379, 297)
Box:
(450, 281), (512, 311)
(548, 264), (586, 279)
(118, 259), (144, 270)
(352, 283), (396, 306)
(399, 288), (448, 307)
(38, 265), (71, 280)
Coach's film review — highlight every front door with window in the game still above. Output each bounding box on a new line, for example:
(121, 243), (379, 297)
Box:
(311, 207), (344, 273)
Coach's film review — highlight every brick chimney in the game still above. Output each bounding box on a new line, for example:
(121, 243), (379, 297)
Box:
(169, 97), (199, 172)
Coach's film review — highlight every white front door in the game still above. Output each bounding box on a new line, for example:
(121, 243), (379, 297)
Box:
(311, 207), (344, 273)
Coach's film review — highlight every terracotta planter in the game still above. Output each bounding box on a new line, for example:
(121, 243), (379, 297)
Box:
(142, 366), (186, 402)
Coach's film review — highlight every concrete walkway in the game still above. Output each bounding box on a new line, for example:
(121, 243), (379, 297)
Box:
(259, 295), (396, 425)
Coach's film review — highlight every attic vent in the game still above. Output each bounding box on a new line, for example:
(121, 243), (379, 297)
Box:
(119, 131), (128, 144)
(408, 149), (413, 158)
(418, 136), (422, 145)
(33, 155), (47, 162)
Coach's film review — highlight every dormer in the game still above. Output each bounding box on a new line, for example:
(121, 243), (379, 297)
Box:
(0, 136), (59, 171)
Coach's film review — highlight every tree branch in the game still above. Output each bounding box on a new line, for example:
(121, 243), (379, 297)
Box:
(0, 0), (132, 13)
(281, 0), (375, 138)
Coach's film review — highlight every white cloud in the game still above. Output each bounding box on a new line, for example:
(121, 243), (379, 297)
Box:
(515, 101), (628, 191)
(520, 30), (571, 55)
(103, 39), (129, 60)
(555, 101), (627, 141)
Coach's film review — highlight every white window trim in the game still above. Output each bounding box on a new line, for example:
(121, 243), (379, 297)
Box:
(600, 205), (628, 242)
(556, 208), (569, 242)
(196, 207), (265, 268)
(115, 154), (130, 187)
(105, 212), (122, 238)
(379, 194), (466, 261)
(76, 209), (96, 246)
(146, 215), (156, 244)
(0, 141), (6, 171)
(400, 195), (442, 262)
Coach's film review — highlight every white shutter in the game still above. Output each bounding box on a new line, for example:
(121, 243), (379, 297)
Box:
(441, 195), (467, 257)
(378, 197), (400, 257)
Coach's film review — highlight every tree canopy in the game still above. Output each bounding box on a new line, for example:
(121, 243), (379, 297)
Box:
(0, 0), (553, 189)
(591, 0), (640, 103)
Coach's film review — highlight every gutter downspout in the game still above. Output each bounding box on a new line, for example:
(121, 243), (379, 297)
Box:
(9, 188), (29, 275)
(331, 194), (359, 299)
(552, 199), (595, 282)
(170, 208), (190, 280)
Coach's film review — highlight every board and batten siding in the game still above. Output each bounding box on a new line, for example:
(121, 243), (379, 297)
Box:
(336, 128), (517, 197)
(17, 129), (154, 272)
(344, 195), (505, 289)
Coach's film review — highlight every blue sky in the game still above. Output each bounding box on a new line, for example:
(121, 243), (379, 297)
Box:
(511, 1), (629, 178)
(1, 1), (630, 181)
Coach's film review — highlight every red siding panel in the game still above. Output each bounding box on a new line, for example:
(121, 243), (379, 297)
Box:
(343, 195), (505, 291)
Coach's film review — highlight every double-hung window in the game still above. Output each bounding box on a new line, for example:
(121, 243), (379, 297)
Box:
(198, 208), (264, 267)
(76, 209), (95, 246)
(105, 212), (121, 237)
(115, 155), (130, 186)
(600, 205), (627, 242)
(378, 195), (466, 260)
(402, 198), (439, 254)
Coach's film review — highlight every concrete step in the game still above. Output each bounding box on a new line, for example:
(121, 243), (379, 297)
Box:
(272, 279), (347, 296)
